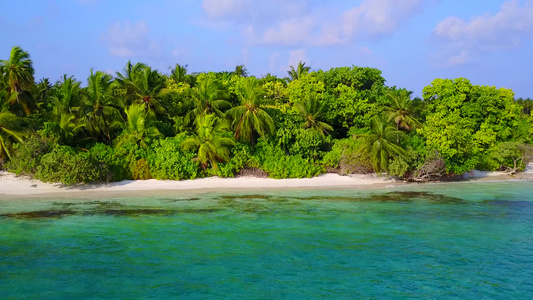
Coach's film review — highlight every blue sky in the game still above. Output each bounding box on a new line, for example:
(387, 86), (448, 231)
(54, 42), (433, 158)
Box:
(1, 0), (532, 98)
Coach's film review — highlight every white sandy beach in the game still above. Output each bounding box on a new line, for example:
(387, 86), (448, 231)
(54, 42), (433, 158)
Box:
(1, 163), (532, 198)
(0, 171), (398, 197)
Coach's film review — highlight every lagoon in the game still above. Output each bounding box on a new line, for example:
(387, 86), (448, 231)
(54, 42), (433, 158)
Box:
(1, 181), (532, 298)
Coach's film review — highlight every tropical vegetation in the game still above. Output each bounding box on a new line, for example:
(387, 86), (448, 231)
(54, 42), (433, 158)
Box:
(1, 46), (532, 184)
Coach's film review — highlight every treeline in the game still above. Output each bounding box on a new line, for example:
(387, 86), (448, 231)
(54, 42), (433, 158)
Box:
(0, 46), (532, 184)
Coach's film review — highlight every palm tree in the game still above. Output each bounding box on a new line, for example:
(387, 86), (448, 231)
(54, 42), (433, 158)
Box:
(354, 115), (408, 173)
(287, 61), (310, 81)
(170, 63), (188, 84)
(186, 76), (231, 124)
(181, 114), (235, 170)
(0, 46), (35, 115)
(128, 67), (166, 114)
(234, 65), (248, 77)
(117, 104), (162, 148)
(83, 69), (123, 143)
(385, 90), (422, 132)
(115, 61), (148, 104)
(58, 112), (85, 145)
(0, 109), (25, 163)
(296, 93), (333, 136)
(50, 75), (82, 115)
(226, 77), (275, 144)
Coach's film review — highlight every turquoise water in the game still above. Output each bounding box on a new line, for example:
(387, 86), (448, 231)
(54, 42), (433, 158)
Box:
(1, 181), (533, 299)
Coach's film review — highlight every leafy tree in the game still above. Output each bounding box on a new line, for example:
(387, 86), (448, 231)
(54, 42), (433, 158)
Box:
(0, 109), (25, 163)
(226, 77), (275, 144)
(490, 142), (533, 174)
(83, 69), (124, 143)
(181, 114), (235, 169)
(287, 61), (310, 81)
(354, 115), (408, 173)
(295, 93), (333, 136)
(420, 78), (522, 174)
(0, 46), (35, 115)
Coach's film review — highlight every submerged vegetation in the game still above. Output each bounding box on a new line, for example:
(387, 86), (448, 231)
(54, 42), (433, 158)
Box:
(1, 46), (532, 184)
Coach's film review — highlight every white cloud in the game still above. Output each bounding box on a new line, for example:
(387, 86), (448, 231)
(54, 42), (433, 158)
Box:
(287, 48), (309, 69)
(261, 17), (315, 46)
(201, 0), (425, 47)
(433, 0), (533, 66)
(202, 0), (251, 19)
(100, 20), (163, 58)
(269, 52), (280, 72)
(342, 0), (423, 40)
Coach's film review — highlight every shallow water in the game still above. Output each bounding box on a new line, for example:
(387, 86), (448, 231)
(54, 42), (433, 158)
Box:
(1, 181), (532, 298)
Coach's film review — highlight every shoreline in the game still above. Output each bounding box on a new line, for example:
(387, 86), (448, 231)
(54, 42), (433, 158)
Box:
(1, 167), (532, 200)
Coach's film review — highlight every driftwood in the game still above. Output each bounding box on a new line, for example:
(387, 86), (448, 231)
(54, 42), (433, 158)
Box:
(410, 151), (446, 182)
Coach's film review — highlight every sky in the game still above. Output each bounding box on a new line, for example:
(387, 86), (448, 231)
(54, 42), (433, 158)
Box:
(1, 0), (532, 98)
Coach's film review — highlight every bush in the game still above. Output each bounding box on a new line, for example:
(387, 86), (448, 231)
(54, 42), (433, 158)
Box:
(36, 145), (105, 185)
(253, 141), (324, 178)
(146, 135), (200, 180)
(208, 142), (254, 177)
(5, 132), (55, 176)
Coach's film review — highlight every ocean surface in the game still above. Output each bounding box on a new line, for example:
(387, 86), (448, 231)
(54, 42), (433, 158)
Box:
(1, 181), (532, 299)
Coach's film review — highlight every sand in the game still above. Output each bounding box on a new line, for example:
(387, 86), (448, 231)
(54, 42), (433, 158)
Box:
(1, 162), (531, 199)
(0, 171), (398, 198)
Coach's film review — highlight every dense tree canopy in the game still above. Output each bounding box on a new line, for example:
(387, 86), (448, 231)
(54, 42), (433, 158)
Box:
(0, 46), (531, 184)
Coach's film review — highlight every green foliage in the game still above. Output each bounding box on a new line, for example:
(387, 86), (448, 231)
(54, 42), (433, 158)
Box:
(0, 46), (35, 115)
(226, 77), (275, 144)
(36, 145), (105, 184)
(354, 115), (409, 173)
(208, 142), (254, 177)
(2, 46), (533, 182)
(489, 141), (533, 173)
(181, 114), (235, 170)
(147, 135), (199, 180)
(253, 140), (324, 178)
(420, 78), (522, 174)
(4, 132), (54, 175)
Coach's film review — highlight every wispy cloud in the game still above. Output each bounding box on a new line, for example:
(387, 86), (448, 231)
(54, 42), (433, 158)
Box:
(202, 0), (426, 47)
(100, 20), (163, 58)
(432, 0), (533, 66)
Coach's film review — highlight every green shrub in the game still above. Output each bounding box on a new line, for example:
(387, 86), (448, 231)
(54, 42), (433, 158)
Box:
(208, 142), (254, 177)
(5, 132), (55, 175)
(253, 141), (324, 178)
(36, 145), (105, 185)
(146, 135), (200, 180)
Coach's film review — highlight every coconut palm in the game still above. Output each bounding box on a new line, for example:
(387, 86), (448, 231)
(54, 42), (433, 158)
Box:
(287, 61), (310, 81)
(296, 93), (333, 136)
(226, 77), (275, 144)
(234, 65), (248, 77)
(385, 90), (422, 132)
(186, 76), (231, 124)
(115, 61), (148, 104)
(50, 75), (82, 115)
(170, 63), (188, 84)
(117, 104), (162, 148)
(0, 46), (35, 115)
(0, 109), (25, 162)
(354, 115), (408, 173)
(58, 112), (85, 145)
(122, 66), (166, 114)
(181, 114), (235, 170)
(83, 69), (123, 143)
